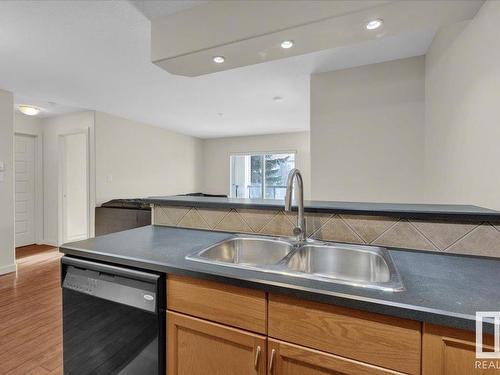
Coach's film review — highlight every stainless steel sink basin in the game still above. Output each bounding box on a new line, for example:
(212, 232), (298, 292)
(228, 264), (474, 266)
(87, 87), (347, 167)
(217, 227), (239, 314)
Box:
(186, 235), (404, 292)
(186, 236), (295, 267)
(283, 243), (403, 290)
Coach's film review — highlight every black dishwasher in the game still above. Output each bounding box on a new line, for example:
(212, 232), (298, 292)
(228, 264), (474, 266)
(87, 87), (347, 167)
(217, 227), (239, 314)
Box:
(61, 256), (165, 375)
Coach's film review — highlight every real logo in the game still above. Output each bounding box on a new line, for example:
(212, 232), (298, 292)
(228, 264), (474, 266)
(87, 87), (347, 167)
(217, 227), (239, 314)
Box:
(475, 312), (500, 359)
(474, 312), (500, 370)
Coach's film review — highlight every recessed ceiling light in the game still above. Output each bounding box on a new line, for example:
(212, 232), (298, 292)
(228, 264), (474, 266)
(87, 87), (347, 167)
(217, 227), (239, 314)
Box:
(18, 105), (41, 116)
(280, 40), (294, 49)
(213, 56), (225, 64)
(366, 19), (383, 30)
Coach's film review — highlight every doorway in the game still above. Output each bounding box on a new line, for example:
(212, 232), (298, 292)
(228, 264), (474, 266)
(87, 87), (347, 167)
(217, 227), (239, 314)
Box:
(14, 134), (36, 247)
(60, 131), (89, 243)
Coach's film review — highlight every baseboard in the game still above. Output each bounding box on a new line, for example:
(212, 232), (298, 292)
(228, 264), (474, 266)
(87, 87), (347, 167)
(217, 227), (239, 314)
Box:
(0, 263), (17, 276)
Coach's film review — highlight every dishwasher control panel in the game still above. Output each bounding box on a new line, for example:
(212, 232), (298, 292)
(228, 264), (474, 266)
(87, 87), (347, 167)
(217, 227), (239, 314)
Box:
(63, 265), (157, 313)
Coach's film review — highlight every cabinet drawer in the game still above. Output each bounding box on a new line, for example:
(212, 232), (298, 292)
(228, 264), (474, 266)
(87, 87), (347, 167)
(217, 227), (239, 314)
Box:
(167, 275), (267, 334)
(268, 294), (421, 375)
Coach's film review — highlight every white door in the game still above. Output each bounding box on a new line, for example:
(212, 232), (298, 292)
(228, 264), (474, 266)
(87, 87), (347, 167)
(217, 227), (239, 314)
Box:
(15, 134), (36, 247)
(61, 132), (89, 243)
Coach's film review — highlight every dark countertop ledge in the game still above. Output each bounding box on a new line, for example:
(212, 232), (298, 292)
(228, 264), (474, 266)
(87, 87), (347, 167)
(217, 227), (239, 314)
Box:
(143, 195), (500, 221)
(60, 225), (500, 334)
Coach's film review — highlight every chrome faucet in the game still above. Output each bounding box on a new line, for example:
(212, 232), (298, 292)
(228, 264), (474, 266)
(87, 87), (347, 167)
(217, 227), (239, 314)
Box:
(285, 168), (306, 242)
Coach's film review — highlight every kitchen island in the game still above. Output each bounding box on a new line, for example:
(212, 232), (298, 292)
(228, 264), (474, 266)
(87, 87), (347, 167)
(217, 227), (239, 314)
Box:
(60, 224), (500, 374)
(60, 223), (500, 374)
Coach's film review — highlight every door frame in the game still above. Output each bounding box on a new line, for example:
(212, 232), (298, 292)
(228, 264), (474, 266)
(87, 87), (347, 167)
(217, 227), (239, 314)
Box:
(14, 132), (43, 246)
(58, 129), (91, 245)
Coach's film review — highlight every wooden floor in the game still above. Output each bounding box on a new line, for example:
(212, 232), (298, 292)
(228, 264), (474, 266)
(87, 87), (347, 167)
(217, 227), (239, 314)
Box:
(0, 245), (63, 375)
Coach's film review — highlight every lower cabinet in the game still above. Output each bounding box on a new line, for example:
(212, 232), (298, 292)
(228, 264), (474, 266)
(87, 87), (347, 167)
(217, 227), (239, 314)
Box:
(167, 311), (267, 375)
(167, 275), (497, 375)
(166, 276), (418, 375)
(423, 323), (496, 375)
(268, 339), (407, 375)
(167, 310), (408, 375)
(268, 294), (421, 375)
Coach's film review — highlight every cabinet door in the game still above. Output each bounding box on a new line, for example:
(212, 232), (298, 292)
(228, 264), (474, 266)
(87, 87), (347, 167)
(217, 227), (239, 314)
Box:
(267, 339), (406, 375)
(167, 311), (266, 375)
(423, 323), (497, 375)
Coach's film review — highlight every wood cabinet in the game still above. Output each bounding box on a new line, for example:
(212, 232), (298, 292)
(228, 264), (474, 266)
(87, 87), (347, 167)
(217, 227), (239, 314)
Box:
(267, 339), (406, 375)
(423, 323), (496, 375)
(166, 275), (495, 375)
(268, 294), (421, 375)
(167, 311), (266, 375)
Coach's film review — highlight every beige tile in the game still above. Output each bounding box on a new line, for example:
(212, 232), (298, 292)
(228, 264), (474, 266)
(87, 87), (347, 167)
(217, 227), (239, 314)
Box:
(154, 205), (190, 226)
(153, 206), (168, 225)
(177, 208), (210, 230)
(372, 220), (438, 251)
(286, 211), (332, 237)
(446, 224), (500, 257)
(311, 215), (364, 244)
(259, 212), (294, 237)
(196, 207), (230, 228)
(410, 220), (478, 250)
(305, 212), (334, 237)
(237, 208), (277, 232)
(214, 210), (253, 233)
(340, 214), (398, 243)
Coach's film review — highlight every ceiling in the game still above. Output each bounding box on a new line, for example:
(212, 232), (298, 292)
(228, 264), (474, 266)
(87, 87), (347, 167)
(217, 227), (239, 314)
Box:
(0, 1), (478, 138)
(130, 0), (207, 21)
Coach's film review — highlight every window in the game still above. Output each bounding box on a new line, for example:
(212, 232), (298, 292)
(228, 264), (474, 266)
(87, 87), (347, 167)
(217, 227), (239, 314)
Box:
(230, 152), (295, 200)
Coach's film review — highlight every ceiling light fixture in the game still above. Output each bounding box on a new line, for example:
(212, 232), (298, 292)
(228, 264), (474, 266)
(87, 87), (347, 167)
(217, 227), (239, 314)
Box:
(366, 19), (383, 30)
(18, 105), (41, 116)
(273, 96), (284, 102)
(213, 56), (225, 64)
(280, 40), (294, 49)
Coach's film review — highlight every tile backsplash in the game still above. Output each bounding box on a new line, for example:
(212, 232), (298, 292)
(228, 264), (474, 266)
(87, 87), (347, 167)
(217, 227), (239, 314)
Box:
(153, 205), (500, 258)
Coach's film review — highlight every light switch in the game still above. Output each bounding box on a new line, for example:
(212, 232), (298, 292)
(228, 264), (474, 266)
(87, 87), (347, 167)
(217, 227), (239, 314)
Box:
(106, 174), (113, 183)
(0, 161), (4, 182)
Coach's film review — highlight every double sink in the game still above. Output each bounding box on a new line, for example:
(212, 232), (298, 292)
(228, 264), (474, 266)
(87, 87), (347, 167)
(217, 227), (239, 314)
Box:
(186, 235), (404, 292)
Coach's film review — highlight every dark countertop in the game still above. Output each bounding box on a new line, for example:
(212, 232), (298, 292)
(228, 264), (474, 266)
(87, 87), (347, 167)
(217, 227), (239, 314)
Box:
(60, 225), (500, 334)
(143, 195), (500, 221)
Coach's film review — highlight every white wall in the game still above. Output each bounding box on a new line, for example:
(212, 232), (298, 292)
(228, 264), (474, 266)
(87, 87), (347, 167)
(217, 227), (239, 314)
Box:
(15, 112), (43, 135)
(0, 89), (16, 275)
(425, 0), (500, 210)
(310, 56), (425, 203)
(201, 132), (311, 199)
(62, 132), (89, 242)
(42, 111), (95, 245)
(95, 112), (203, 205)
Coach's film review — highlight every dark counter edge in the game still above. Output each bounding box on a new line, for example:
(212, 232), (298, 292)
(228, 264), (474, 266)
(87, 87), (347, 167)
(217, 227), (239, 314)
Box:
(143, 196), (500, 222)
(59, 245), (494, 334)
